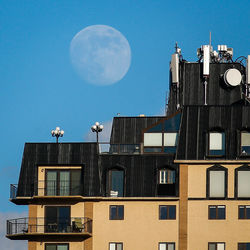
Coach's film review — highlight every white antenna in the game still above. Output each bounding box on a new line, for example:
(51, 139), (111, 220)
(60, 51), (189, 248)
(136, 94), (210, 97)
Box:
(209, 31), (211, 47)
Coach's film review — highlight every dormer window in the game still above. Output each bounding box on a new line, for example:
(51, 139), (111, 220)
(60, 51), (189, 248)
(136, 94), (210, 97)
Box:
(143, 112), (180, 154)
(208, 131), (225, 156)
(107, 168), (125, 197)
(241, 131), (250, 156)
(164, 132), (178, 153)
(159, 169), (175, 184)
(158, 168), (176, 196)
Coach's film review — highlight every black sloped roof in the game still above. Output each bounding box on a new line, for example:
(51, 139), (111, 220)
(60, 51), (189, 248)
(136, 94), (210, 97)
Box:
(17, 143), (99, 197)
(110, 116), (165, 144)
(176, 105), (250, 160)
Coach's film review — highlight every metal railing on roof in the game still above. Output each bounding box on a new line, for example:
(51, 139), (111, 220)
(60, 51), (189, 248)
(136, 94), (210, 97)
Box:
(99, 143), (140, 154)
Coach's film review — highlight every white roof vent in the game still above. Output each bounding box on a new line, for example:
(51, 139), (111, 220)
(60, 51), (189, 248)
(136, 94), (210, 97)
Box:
(224, 68), (242, 87)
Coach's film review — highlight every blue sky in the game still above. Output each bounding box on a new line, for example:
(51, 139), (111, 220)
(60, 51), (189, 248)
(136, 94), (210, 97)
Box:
(0, 0), (249, 214)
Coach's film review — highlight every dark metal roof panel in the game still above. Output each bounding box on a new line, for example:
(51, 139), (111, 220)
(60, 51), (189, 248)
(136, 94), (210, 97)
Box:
(17, 143), (99, 197)
(110, 117), (166, 144)
(176, 105), (250, 160)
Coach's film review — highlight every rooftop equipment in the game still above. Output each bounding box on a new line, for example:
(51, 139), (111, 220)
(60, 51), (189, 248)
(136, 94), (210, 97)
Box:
(247, 55), (250, 85)
(224, 68), (242, 87)
(170, 43), (181, 109)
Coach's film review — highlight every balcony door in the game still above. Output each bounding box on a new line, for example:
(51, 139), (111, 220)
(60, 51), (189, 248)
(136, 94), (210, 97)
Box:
(45, 206), (70, 233)
(46, 169), (82, 196)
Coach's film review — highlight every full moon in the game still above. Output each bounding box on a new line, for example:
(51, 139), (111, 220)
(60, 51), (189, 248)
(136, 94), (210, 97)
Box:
(70, 25), (131, 86)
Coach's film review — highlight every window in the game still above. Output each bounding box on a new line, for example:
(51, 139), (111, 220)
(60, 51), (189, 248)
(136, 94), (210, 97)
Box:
(208, 205), (225, 219)
(239, 206), (250, 219)
(108, 169), (124, 197)
(158, 168), (177, 196)
(238, 243), (250, 250)
(46, 169), (82, 196)
(159, 205), (176, 220)
(159, 169), (175, 184)
(45, 244), (69, 250)
(164, 132), (178, 153)
(208, 132), (225, 156)
(110, 205), (124, 220)
(45, 206), (70, 232)
(109, 243), (123, 250)
(144, 133), (162, 147)
(208, 243), (225, 250)
(207, 165), (227, 198)
(238, 171), (250, 197)
(159, 242), (175, 250)
(143, 113), (181, 154)
(241, 132), (250, 155)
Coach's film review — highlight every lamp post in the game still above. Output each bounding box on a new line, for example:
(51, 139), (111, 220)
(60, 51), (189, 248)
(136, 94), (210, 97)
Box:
(51, 127), (64, 143)
(91, 122), (103, 144)
(91, 122), (104, 196)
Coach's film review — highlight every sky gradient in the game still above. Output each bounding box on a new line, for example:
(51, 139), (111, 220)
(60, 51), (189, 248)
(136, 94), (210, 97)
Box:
(0, 0), (249, 247)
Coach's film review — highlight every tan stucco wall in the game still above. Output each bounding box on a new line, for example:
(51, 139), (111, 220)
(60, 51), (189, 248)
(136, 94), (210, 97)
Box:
(93, 201), (179, 250)
(188, 200), (250, 250)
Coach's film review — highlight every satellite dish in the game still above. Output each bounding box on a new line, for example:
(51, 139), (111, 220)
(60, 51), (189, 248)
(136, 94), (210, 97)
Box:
(224, 68), (242, 87)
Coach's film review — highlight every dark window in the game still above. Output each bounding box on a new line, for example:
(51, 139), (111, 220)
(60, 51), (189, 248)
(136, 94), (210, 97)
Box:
(238, 243), (250, 250)
(159, 205), (176, 220)
(45, 243), (69, 250)
(46, 169), (82, 196)
(239, 206), (250, 219)
(208, 243), (225, 250)
(208, 132), (225, 156)
(241, 132), (250, 156)
(110, 205), (124, 220)
(159, 242), (175, 250)
(45, 206), (70, 232)
(109, 242), (123, 250)
(208, 205), (225, 220)
(108, 170), (124, 197)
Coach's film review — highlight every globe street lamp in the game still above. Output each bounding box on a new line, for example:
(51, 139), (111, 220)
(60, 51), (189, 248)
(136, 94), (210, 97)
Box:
(91, 122), (103, 144)
(51, 127), (64, 143)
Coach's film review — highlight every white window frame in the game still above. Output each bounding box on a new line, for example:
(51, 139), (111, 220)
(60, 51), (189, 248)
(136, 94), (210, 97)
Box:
(159, 242), (175, 250)
(109, 242), (123, 250)
(159, 169), (175, 184)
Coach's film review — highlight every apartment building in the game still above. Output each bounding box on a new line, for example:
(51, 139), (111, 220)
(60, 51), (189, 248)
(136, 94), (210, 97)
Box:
(6, 44), (250, 250)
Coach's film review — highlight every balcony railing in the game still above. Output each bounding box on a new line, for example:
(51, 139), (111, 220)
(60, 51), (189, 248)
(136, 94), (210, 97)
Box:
(10, 181), (83, 199)
(99, 143), (140, 154)
(36, 181), (83, 197)
(6, 217), (92, 236)
(10, 184), (18, 199)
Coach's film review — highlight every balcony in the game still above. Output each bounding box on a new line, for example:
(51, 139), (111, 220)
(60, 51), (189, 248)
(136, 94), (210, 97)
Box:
(99, 143), (140, 154)
(6, 217), (92, 240)
(10, 181), (84, 204)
